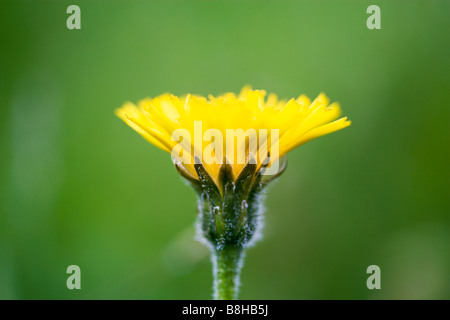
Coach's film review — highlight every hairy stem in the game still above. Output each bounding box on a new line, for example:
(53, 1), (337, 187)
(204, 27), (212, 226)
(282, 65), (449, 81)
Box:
(212, 246), (244, 300)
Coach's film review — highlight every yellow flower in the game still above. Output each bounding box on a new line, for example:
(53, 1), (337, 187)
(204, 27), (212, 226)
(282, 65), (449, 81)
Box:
(115, 86), (350, 183)
(116, 86), (351, 300)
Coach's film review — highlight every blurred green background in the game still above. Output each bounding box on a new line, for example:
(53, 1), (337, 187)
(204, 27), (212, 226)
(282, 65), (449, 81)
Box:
(0, 0), (449, 300)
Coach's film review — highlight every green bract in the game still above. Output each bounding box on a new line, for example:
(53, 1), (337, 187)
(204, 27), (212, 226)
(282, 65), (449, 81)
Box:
(175, 155), (287, 299)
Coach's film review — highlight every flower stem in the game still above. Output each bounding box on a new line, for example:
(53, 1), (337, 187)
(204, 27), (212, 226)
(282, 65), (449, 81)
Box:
(212, 246), (244, 300)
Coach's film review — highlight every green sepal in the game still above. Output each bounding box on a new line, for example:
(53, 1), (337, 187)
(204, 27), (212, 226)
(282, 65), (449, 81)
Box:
(194, 156), (222, 206)
(194, 157), (223, 243)
(234, 153), (257, 203)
